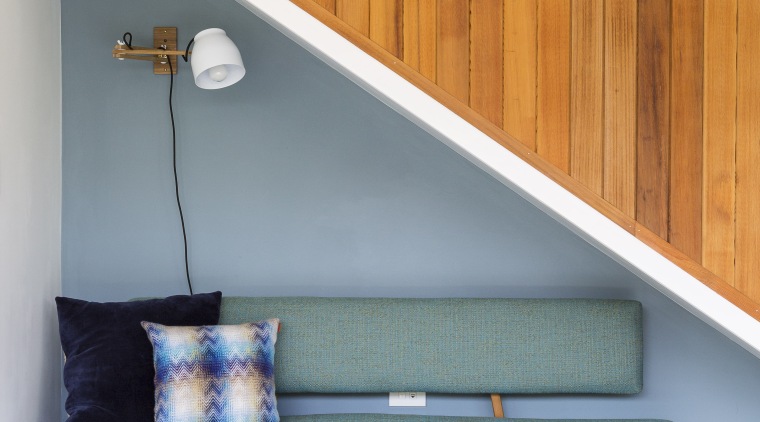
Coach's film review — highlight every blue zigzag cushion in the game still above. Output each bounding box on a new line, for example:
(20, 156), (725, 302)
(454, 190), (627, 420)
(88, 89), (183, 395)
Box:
(142, 319), (280, 422)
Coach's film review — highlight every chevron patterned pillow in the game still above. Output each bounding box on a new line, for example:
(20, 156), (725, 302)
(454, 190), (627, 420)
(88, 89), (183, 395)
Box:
(142, 319), (280, 422)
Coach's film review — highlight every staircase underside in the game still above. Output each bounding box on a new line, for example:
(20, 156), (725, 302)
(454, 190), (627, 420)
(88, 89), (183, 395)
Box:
(237, 0), (760, 358)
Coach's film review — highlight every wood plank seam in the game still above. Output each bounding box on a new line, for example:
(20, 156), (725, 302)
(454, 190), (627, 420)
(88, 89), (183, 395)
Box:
(702, 0), (737, 285)
(535, 0), (572, 172)
(570, 0), (605, 195)
(636, 0), (671, 239)
(603, 0), (637, 218)
(471, 0), (504, 127)
(602, 0), (607, 201)
(736, 0), (760, 302)
(668, 0), (703, 263)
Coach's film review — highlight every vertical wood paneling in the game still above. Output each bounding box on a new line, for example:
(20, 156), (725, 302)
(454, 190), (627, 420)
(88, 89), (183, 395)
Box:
(403, 0), (420, 70)
(669, 0), (703, 262)
(736, 0), (760, 300)
(404, 0), (437, 81)
(703, 0), (737, 284)
(603, 0), (637, 218)
(337, 0), (370, 36)
(418, 0), (437, 81)
(295, 0), (760, 315)
(636, 0), (670, 239)
(504, 0), (537, 149)
(436, 0), (469, 104)
(536, 0), (571, 173)
(470, 0), (504, 127)
(312, 0), (336, 14)
(370, 0), (402, 58)
(570, 0), (604, 195)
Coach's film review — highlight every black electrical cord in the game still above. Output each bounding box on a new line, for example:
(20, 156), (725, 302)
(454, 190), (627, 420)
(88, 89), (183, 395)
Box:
(122, 32), (133, 49)
(164, 50), (194, 295)
(182, 38), (195, 63)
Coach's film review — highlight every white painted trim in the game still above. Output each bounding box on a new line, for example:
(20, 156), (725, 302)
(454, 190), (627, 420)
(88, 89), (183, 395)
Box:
(236, 0), (760, 358)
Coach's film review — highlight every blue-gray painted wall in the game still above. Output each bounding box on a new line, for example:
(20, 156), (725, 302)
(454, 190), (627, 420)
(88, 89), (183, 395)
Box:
(62, 0), (760, 420)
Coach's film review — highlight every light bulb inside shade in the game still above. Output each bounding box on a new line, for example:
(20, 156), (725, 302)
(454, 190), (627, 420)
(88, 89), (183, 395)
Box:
(208, 65), (228, 82)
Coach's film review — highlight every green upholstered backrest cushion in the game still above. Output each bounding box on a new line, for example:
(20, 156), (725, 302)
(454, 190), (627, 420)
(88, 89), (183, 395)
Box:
(219, 297), (643, 395)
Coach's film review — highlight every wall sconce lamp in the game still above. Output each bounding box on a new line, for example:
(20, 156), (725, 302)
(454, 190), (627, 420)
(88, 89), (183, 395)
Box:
(112, 27), (245, 89)
(111, 27), (247, 295)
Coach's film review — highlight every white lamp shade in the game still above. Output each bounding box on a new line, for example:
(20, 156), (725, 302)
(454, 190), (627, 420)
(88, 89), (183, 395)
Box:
(190, 28), (245, 89)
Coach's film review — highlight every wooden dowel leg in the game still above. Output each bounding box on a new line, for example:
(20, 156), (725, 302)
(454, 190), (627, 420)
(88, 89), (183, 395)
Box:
(490, 393), (504, 418)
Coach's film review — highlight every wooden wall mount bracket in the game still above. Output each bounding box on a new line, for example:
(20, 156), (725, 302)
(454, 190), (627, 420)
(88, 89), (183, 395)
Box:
(153, 27), (177, 75)
(111, 27), (188, 74)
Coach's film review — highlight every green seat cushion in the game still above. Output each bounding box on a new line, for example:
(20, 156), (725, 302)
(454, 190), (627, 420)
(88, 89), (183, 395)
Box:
(219, 297), (643, 395)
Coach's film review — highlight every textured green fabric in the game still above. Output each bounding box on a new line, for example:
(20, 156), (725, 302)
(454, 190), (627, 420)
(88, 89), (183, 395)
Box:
(219, 297), (643, 395)
(281, 416), (668, 422)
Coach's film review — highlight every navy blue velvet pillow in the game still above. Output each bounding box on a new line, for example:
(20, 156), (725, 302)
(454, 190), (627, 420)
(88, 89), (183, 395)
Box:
(56, 292), (222, 422)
